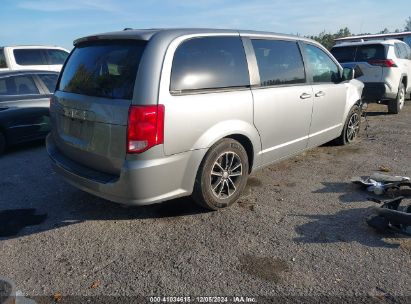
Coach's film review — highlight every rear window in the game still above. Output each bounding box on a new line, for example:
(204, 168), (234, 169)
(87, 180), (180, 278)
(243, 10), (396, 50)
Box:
(38, 73), (58, 92)
(46, 49), (69, 64)
(0, 48), (7, 68)
(170, 36), (250, 92)
(0, 75), (39, 96)
(330, 44), (386, 63)
(14, 49), (47, 65)
(58, 40), (146, 100)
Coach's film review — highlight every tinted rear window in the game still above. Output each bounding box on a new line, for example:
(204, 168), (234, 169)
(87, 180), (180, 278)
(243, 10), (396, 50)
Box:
(38, 73), (58, 92)
(251, 39), (306, 86)
(0, 75), (39, 96)
(58, 40), (146, 100)
(331, 44), (386, 63)
(0, 49), (7, 68)
(46, 49), (69, 64)
(14, 49), (47, 65)
(170, 36), (250, 92)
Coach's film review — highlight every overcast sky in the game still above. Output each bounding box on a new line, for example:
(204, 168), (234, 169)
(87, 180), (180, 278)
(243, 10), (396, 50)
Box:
(1, 0), (410, 50)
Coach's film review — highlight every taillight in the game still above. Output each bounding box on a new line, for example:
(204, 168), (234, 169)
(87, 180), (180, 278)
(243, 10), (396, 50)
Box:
(127, 104), (164, 153)
(368, 59), (397, 67)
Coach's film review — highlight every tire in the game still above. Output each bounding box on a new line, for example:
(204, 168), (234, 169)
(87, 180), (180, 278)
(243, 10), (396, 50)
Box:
(0, 132), (6, 155)
(388, 82), (405, 114)
(334, 105), (361, 145)
(192, 138), (249, 210)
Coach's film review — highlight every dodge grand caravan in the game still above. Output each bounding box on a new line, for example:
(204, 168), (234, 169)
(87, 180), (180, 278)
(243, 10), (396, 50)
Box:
(47, 28), (364, 210)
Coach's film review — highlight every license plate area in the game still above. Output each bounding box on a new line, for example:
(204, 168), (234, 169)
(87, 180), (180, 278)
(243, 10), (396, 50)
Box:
(60, 116), (94, 143)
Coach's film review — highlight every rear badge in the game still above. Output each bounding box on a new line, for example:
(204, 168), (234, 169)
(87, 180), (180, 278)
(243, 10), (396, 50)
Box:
(63, 107), (90, 121)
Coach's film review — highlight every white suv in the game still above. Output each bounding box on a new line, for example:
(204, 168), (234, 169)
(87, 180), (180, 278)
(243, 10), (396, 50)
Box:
(331, 39), (411, 113)
(0, 46), (69, 72)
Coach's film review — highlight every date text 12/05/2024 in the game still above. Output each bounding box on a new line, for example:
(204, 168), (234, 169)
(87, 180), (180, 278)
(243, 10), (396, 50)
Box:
(149, 296), (257, 303)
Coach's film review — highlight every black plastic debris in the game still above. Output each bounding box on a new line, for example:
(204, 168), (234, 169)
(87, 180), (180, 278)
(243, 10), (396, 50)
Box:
(367, 196), (411, 236)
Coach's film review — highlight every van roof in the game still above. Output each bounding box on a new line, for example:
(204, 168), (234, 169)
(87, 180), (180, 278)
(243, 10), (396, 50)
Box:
(74, 28), (315, 45)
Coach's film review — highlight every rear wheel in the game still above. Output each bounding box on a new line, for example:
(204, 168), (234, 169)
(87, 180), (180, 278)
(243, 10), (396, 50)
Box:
(388, 82), (405, 114)
(0, 132), (6, 155)
(192, 138), (249, 210)
(334, 105), (361, 145)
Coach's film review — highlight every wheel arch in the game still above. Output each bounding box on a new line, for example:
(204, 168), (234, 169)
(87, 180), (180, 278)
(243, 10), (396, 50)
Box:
(401, 75), (407, 89)
(224, 134), (254, 174)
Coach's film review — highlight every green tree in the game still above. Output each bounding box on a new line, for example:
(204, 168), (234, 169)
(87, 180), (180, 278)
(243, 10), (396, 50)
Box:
(405, 16), (411, 31)
(309, 27), (352, 50)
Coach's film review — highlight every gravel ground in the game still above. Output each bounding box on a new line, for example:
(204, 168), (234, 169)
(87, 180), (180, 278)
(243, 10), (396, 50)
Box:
(0, 102), (410, 303)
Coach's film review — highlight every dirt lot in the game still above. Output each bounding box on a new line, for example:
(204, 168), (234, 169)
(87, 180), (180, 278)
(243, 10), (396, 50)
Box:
(0, 102), (410, 303)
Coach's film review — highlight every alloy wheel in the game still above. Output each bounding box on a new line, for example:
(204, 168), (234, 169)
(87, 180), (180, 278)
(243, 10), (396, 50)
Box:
(399, 87), (405, 110)
(210, 151), (243, 199)
(346, 112), (360, 142)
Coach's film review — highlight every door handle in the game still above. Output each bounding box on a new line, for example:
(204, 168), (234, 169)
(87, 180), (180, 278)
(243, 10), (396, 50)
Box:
(300, 93), (312, 99)
(315, 91), (325, 97)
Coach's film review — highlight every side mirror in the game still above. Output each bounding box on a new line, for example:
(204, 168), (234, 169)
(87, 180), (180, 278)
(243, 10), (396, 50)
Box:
(342, 65), (364, 81)
(342, 67), (354, 81)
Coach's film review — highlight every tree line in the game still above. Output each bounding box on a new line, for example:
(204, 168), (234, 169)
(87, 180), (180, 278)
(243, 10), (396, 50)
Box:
(309, 16), (411, 49)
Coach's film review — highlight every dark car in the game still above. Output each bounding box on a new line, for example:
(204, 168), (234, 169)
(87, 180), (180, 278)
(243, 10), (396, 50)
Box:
(0, 70), (58, 154)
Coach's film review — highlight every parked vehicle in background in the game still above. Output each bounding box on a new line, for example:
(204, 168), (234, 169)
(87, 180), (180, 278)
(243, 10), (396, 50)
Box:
(331, 39), (411, 114)
(334, 31), (411, 48)
(0, 46), (69, 72)
(0, 70), (58, 154)
(47, 28), (363, 210)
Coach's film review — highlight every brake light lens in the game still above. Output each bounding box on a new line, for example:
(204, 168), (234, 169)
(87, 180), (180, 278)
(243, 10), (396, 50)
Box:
(127, 105), (165, 153)
(368, 59), (397, 67)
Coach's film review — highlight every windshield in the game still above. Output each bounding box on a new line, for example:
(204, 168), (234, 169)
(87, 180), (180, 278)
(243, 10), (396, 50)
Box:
(58, 40), (146, 100)
(331, 44), (386, 63)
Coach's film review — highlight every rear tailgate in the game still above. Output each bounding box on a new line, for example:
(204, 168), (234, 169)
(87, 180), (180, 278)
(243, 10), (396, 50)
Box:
(50, 40), (147, 175)
(331, 44), (386, 82)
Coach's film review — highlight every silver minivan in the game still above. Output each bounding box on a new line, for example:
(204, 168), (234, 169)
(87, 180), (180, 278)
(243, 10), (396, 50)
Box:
(47, 28), (364, 210)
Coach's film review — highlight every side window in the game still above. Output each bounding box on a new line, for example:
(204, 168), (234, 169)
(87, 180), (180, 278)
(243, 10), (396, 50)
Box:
(13, 49), (46, 65)
(251, 39), (306, 87)
(398, 43), (409, 59)
(13, 76), (39, 94)
(406, 45), (411, 60)
(394, 44), (402, 58)
(46, 49), (69, 65)
(0, 49), (7, 68)
(170, 36), (250, 92)
(38, 74), (58, 92)
(304, 44), (340, 83)
(0, 78), (8, 95)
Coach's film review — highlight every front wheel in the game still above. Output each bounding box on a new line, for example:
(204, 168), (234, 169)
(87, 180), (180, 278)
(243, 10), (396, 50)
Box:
(388, 82), (405, 114)
(192, 138), (249, 210)
(334, 105), (361, 145)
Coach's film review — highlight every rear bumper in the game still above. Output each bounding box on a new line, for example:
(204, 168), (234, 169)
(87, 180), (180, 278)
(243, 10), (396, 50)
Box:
(362, 82), (397, 101)
(46, 134), (206, 205)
